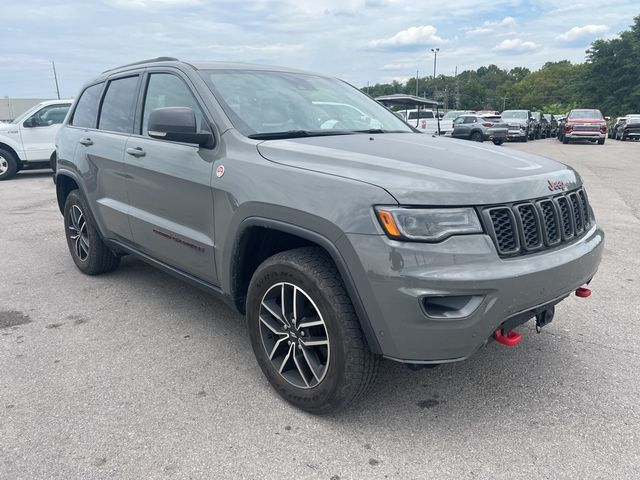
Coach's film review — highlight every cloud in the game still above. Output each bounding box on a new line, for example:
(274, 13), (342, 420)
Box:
(556, 24), (608, 42)
(466, 16), (516, 36)
(494, 38), (538, 51)
(368, 25), (446, 50)
(108, 0), (201, 7)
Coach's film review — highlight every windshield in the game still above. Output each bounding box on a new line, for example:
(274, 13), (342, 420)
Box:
(501, 111), (528, 119)
(200, 70), (412, 137)
(569, 110), (603, 120)
(11, 103), (45, 124)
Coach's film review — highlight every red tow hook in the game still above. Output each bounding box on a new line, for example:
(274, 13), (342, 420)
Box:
(494, 329), (522, 347)
(575, 287), (592, 298)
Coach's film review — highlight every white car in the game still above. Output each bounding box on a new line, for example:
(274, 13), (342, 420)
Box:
(0, 99), (72, 180)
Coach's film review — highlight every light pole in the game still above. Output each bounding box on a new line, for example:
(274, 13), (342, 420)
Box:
(430, 48), (439, 79)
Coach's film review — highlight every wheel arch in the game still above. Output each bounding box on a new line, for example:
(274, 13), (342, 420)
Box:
(55, 171), (81, 214)
(228, 217), (382, 354)
(0, 142), (21, 163)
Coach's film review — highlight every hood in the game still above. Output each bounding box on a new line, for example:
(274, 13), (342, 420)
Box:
(257, 133), (581, 205)
(0, 122), (17, 132)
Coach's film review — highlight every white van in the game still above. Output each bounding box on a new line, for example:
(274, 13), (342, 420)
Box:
(0, 99), (72, 180)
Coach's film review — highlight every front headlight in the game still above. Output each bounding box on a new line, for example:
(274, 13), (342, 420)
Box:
(375, 206), (483, 242)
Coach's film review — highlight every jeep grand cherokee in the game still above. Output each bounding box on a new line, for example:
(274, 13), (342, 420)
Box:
(54, 58), (604, 413)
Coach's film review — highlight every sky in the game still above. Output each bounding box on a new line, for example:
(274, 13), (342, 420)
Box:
(0, 0), (638, 98)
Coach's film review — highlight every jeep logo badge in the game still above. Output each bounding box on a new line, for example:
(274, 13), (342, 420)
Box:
(216, 165), (225, 178)
(547, 180), (567, 191)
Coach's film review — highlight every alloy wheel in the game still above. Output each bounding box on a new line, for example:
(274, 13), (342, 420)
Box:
(0, 155), (8, 175)
(258, 282), (330, 389)
(68, 204), (90, 261)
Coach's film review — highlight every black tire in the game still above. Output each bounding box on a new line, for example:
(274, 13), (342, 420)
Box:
(563, 136), (569, 144)
(620, 134), (626, 141)
(471, 131), (483, 142)
(492, 138), (504, 146)
(0, 148), (18, 181)
(522, 135), (528, 142)
(63, 190), (120, 275)
(49, 151), (57, 173)
(598, 138), (605, 145)
(246, 247), (379, 414)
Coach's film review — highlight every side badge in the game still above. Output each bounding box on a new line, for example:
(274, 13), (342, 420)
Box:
(216, 165), (225, 178)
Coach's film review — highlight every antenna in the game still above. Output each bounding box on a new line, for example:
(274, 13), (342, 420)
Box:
(52, 61), (61, 100)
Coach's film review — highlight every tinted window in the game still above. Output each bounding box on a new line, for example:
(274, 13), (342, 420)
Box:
(142, 73), (206, 136)
(71, 83), (104, 128)
(98, 76), (139, 133)
(408, 111), (434, 120)
(463, 116), (476, 124)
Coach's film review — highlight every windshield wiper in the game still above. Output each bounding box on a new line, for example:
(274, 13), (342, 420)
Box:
(350, 129), (408, 134)
(248, 130), (355, 140)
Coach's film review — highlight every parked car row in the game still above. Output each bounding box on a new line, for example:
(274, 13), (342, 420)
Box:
(608, 114), (640, 141)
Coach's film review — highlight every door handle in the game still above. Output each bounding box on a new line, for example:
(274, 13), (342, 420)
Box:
(79, 138), (93, 146)
(126, 147), (146, 158)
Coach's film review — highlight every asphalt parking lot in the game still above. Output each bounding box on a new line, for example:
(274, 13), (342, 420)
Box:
(1, 138), (639, 480)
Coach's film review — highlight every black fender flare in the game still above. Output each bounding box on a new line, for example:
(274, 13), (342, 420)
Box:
(225, 214), (382, 354)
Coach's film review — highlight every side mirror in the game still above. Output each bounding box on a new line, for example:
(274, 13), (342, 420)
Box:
(148, 107), (214, 148)
(23, 117), (37, 128)
(605, 116), (611, 121)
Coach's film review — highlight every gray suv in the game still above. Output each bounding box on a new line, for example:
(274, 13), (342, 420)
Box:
(54, 58), (604, 413)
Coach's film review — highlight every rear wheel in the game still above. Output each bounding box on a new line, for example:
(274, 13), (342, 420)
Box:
(49, 151), (57, 173)
(64, 190), (120, 275)
(563, 136), (569, 144)
(246, 247), (379, 414)
(0, 148), (18, 181)
(492, 138), (504, 146)
(598, 138), (605, 145)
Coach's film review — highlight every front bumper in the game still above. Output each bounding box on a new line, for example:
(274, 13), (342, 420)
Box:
(565, 131), (606, 140)
(345, 224), (604, 363)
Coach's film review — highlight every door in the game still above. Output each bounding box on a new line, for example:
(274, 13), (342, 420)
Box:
(68, 77), (139, 242)
(451, 116), (468, 138)
(19, 103), (71, 161)
(125, 71), (217, 284)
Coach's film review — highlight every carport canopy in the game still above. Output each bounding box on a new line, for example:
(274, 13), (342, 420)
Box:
(374, 94), (440, 108)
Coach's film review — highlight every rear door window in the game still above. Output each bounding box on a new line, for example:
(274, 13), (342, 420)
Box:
(98, 76), (140, 133)
(71, 83), (104, 128)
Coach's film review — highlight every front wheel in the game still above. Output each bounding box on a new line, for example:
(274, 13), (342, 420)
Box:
(0, 148), (18, 181)
(598, 138), (605, 145)
(492, 138), (504, 145)
(246, 247), (379, 414)
(471, 131), (483, 142)
(64, 190), (120, 275)
(563, 136), (570, 144)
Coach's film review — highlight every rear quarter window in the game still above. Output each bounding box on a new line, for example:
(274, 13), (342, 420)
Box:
(71, 83), (104, 128)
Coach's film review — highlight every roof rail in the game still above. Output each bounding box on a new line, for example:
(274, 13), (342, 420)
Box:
(102, 57), (179, 73)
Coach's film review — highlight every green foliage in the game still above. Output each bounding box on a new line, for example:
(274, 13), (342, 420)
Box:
(362, 16), (640, 116)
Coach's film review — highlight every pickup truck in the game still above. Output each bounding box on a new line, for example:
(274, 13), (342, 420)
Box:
(562, 109), (607, 144)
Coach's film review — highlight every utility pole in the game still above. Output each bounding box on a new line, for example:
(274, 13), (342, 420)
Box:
(454, 65), (460, 109)
(501, 96), (509, 112)
(416, 69), (419, 97)
(52, 61), (60, 100)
